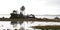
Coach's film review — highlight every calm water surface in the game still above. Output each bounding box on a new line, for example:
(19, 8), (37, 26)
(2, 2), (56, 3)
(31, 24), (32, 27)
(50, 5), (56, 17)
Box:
(0, 21), (60, 30)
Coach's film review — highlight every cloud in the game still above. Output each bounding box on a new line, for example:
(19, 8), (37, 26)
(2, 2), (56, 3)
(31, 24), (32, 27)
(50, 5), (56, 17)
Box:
(48, 0), (60, 5)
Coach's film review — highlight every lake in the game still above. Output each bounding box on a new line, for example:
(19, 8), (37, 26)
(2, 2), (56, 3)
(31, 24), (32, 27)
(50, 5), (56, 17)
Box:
(0, 21), (60, 30)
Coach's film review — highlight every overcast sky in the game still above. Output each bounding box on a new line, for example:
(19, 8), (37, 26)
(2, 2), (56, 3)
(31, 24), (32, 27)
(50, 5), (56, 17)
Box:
(0, 0), (60, 15)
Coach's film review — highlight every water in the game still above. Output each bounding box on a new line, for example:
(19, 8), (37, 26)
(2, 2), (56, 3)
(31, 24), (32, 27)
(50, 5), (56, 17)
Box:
(0, 21), (60, 30)
(0, 15), (60, 30)
(35, 15), (60, 19)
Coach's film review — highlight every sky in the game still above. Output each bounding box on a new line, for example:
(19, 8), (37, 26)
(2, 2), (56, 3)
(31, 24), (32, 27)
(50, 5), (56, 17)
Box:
(0, 0), (60, 15)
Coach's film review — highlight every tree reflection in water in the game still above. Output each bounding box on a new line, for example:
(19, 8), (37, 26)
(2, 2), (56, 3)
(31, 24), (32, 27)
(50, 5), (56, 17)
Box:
(10, 21), (60, 30)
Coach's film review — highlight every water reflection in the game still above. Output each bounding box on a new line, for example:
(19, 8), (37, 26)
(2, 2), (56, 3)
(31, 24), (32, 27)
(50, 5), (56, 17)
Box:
(0, 21), (60, 30)
(10, 21), (60, 30)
